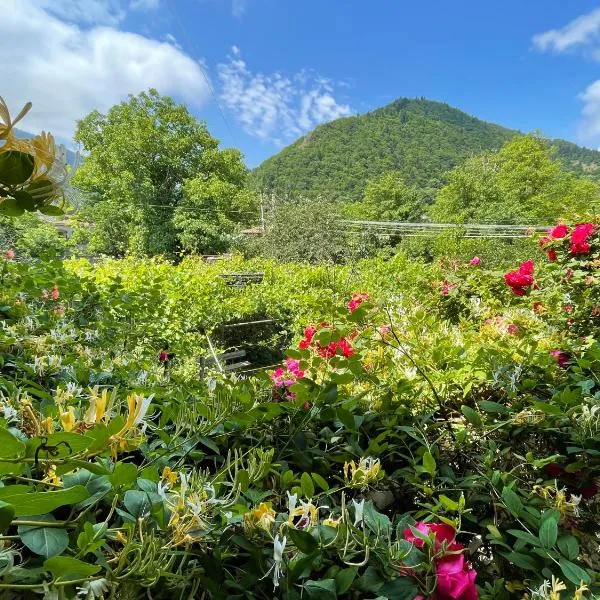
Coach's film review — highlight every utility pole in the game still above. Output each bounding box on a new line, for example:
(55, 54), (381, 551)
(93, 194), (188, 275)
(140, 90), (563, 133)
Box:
(259, 193), (265, 235)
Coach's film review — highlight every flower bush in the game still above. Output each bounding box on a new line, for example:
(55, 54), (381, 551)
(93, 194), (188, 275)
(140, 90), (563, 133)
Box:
(0, 218), (598, 598)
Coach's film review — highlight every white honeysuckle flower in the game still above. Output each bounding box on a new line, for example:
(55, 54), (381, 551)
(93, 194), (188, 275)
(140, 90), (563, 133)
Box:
(287, 491), (298, 514)
(76, 578), (111, 599)
(352, 498), (365, 526)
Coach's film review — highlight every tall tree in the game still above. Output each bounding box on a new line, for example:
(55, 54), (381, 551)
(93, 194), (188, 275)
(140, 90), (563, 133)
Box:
(429, 135), (600, 224)
(344, 171), (423, 221)
(73, 89), (253, 257)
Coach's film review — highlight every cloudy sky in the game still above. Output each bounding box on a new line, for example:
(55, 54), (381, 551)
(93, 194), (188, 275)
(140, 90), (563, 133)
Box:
(4, 0), (600, 166)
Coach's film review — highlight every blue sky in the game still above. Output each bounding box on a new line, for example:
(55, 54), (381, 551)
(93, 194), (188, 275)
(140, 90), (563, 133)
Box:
(6, 0), (600, 167)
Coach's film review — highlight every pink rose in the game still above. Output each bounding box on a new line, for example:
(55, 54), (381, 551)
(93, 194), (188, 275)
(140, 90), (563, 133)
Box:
(434, 553), (478, 600)
(469, 256), (481, 266)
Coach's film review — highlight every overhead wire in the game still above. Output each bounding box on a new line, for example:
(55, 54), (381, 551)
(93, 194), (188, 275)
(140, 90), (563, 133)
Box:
(163, 0), (239, 147)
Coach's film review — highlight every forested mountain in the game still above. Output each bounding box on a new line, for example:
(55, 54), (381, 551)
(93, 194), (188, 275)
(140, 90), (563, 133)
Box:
(251, 98), (600, 201)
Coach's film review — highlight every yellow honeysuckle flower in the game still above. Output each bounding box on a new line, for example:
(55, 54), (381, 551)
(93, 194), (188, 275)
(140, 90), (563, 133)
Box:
(41, 416), (55, 434)
(84, 389), (108, 425)
(59, 407), (76, 432)
(288, 499), (318, 530)
(322, 514), (342, 528)
(343, 457), (382, 488)
(162, 466), (178, 486)
(44, 464), (62, 487)
(0, 96), (32, 142)
(549, 575), (567, 600)
(243, 502), (276, 533)
(574, 582), (589, 599)
(109, 394), (152, 458)
(115, 531), (128, 544)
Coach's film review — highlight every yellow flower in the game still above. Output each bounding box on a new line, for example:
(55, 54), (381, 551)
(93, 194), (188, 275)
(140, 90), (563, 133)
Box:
(41, 416), (55, 434)
(549, 575), (567, 600)
(59, 407), (76, 432)
(343, 457), (382, 488)
(44, 464), (62, 487)
(322, 514), (342, 528)
(0, 96), (32, 142)
(109, 394), (152, 458)
(243, 502), (276, 533)
(84, 389), (108, 425)
(115, 531), (128, 544)
(162, 466), (178, 486)
(574, 582), (589, 599)
(288, 499), (318, 530)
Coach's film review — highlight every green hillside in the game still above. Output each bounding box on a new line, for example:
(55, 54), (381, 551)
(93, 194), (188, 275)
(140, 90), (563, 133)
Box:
(251, 97), (600, 201)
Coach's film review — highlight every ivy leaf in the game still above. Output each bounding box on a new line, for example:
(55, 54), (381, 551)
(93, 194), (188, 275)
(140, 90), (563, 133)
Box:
(0, 428), (25, 458)
(311, 472), (329, 492)
(500, 551), (539, 571)
(304, 579), (336, 600)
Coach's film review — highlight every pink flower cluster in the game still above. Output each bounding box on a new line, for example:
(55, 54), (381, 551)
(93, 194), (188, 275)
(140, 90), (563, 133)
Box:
(405, 522), (478, 600)
(41, 285), (60, 301)
(440, 279), (456, 296)
(348, 292), (370, 313)
(504, 260), (534, 296)
(271, 358), (305, 388)
(298, 323), (355, 358)
(4, 249), (15, 260)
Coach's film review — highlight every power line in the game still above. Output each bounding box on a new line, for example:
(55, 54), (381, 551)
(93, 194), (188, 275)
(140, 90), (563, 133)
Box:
(164, 0), (239, 147)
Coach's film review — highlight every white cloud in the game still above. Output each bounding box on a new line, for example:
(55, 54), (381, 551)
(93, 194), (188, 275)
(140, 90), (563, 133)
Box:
(218, 48), (352, 144)
(533, 8), (600, 53)
(130, 0), (160, 10)
(3, 0), (210, 142)
(578, 80), (600, 142)
(231, 0), (248, 18)
(33, 0), (126, 25)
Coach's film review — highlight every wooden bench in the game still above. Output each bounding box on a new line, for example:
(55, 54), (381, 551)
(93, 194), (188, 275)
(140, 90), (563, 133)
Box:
(199, 349), (251, 376)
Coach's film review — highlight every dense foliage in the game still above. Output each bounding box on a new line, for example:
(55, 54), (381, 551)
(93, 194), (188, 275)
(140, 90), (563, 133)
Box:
(0, 216), (599, 598)
(430, 136), (599, 224)
(72, 90), (256, 258)
(251, 97), (600, 203)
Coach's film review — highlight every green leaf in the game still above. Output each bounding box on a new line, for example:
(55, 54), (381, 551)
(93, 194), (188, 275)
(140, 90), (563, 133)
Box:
(500, 551), (539, 571)
(559, 558), (590, 585)
(109, 462), (138, 488)
(0, 197), (24, 217)
(311, 472), (329, 492)
(461, 405), (483, 427)
(0, 428), (25, 458)
(479, 400), (509, 414)
(8, 486), (89, 516)
(13, 190), (35, 211)
(507, 529), (542, 547)
(0, 150), (35, 186)
(439, 495), (459, 511)
(304, 579), (336, 600)
(557, 535), (579, 560)
(336, 407), (355, 430)
(539, 514), (558, 548)
(0, 501), (15, 534)
(38, 204), (64, 216)
(379, 577), (419, 599)
(43, 556), (101, 581)
(300, 472), (315, 498)
(123, 490), (153, 518)
(18, 514), (68, 558)
(422, 451), (436, 476)
(287, 527), (318, 554)
(501, 487), (523, 517)
(334, 567), (357, 594)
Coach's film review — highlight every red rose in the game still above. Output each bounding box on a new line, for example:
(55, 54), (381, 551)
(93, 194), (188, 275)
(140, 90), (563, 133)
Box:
(547, 249), (557, 262)
(550, 349), (569, 368)
(570, 223), (594, 255)
(434, 553), (478, 600)
(550, 224), (569, 239)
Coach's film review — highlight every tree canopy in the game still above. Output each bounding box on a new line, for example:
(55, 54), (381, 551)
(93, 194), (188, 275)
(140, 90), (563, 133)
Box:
(73, 89), (254, 257)
(429, 135), (600, 224)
